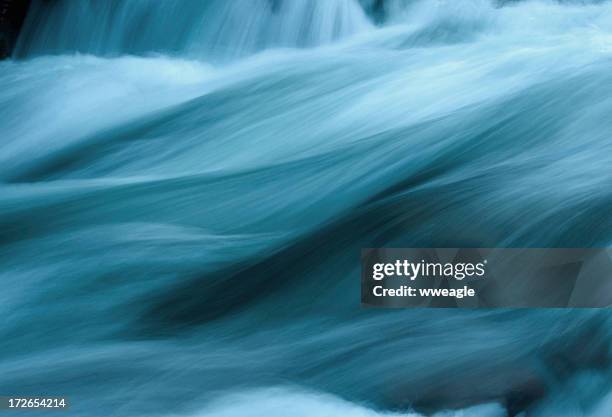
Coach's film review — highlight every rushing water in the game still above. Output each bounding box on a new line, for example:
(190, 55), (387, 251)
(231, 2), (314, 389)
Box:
(1, 0), (611, 416)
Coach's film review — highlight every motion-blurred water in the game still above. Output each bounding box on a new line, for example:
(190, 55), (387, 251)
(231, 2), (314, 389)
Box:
(1, 0), (611, 416)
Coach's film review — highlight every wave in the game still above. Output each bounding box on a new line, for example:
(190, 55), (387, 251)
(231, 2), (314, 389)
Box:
(196, 388), (506, 417)
(1, 1), (612, 416)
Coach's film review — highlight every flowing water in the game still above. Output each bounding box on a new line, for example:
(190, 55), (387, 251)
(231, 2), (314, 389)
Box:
(1, 0), (611, 416)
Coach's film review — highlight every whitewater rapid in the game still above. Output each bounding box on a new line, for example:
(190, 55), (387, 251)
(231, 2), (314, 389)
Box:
(1, 1), (611, 416)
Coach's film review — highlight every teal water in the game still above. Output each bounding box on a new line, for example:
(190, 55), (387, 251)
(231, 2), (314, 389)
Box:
(1, 1), (611, 416)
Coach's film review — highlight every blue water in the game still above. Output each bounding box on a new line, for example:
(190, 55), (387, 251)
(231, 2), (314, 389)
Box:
(1, 0), (611, 416)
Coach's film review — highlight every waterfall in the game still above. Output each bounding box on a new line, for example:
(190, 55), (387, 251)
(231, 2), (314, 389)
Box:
(15, 0), (372, 60)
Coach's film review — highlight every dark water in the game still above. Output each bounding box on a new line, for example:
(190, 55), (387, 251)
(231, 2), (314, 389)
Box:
(1, 1), (611, 416)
